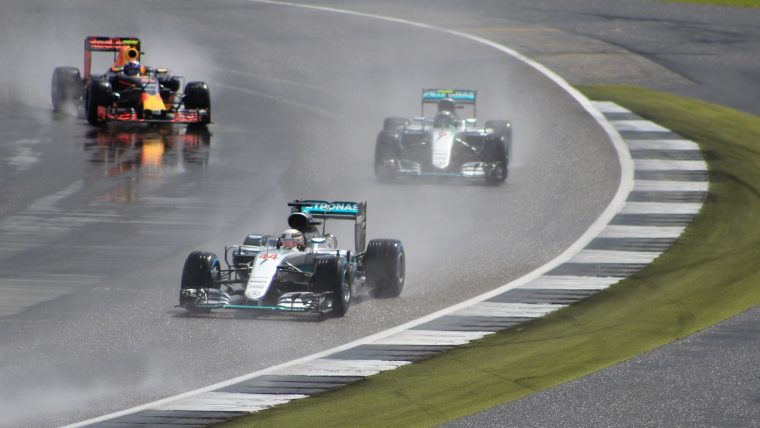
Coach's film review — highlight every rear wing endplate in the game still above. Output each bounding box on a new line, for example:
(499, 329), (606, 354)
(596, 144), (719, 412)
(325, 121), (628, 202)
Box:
(289, 200), (367, 251)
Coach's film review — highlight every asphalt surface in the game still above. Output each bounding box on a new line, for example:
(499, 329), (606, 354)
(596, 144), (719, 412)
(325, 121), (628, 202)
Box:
(291, 0), (760, 426)
(0, 1), (619, 427)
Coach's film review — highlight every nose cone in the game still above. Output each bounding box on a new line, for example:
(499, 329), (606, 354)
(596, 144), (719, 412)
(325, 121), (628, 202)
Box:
(141, 93), (166, 113)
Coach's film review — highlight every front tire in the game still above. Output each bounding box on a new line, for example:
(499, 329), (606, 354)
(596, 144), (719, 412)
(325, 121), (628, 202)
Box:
(85, 77), (112, 125)
(179, 251), (221, 312)
(482, 138), (508, 184)
(183, 81), (211, 125)
(374, 131), (401, 179)
(180, 251), (221, 290)
(484, 120), (511, 184)
(312, 257), (350, 317)
(365, 239), (405, 298)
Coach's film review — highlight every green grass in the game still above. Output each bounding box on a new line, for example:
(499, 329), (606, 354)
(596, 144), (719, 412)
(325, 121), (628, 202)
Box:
(219, 85), (760, 427)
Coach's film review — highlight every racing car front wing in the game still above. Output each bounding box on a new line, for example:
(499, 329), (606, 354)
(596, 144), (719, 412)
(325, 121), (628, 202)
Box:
(387, 159), (499, 178)
(180, 288), (334, 314)
(97, 107), (210, 124)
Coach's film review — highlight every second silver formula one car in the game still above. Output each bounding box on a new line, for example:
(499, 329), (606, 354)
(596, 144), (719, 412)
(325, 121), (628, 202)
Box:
(375, 89), (511, 184)
(179, 200), (405, 318)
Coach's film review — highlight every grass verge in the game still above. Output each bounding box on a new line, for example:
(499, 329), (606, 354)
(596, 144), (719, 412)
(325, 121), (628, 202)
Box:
(220, 85), (760, 427)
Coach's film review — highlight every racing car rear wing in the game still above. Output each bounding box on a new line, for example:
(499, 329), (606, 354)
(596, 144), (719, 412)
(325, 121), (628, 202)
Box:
(422, 88), (476, 103)
(288, 200), (367, 251)
(84, 36), (142, 79)
(422, 88), (477, 117)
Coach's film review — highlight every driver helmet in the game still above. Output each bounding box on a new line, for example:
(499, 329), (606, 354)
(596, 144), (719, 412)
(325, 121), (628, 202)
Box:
(433, 109), (455, 128)
(437, 98), (456, 114)
(123, 61), (142, 76)
(280, 228), (305, 250)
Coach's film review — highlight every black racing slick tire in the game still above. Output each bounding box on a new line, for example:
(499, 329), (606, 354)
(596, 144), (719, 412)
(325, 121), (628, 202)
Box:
(312, 257), (350, 317)
(365, 239), (405, 298)
(486, 120), (512, 140)
(85, 77), (112, 125)
(374, 131), (401, 179)
(160, 76), (181, 93)
(482, 138), (508, 184)
(383, 116), (410, 131)
(484, 120), (511, 185)
(180, 251), (221, 290)
(51, 66), (82, 112)
(183, 81), (211, 125)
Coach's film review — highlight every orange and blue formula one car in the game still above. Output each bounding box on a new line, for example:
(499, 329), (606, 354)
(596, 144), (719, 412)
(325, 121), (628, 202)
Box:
(51, 36), (211, 126)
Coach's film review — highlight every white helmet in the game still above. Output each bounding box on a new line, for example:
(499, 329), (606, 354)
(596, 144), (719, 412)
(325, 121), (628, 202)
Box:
(280, 228), (304, 250)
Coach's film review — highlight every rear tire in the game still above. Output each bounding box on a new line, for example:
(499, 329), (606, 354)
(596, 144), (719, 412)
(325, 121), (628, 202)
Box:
(366, 239), (405, 298)
(51, 67), (82, 112)
(383, 116), (409, 131)
(312, 257), (350, 317)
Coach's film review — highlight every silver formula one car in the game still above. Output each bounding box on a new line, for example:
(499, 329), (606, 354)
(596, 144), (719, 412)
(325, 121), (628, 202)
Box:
(375, 89), (511, 184)
(178, 200), (405, 317)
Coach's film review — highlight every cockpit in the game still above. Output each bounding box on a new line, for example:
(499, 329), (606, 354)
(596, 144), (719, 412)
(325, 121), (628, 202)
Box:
(307, 234), (338, 252)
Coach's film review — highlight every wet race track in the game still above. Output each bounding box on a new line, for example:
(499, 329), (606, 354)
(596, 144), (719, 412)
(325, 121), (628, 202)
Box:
(0, 1), (618, 426)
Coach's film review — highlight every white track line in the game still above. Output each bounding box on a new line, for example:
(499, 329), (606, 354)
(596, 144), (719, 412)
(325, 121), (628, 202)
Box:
(452, 302), (565, 318)
(371, 330), (494, 346)
(519, 275), (620, 290)
(635, 159), (707, 171)
(593, 102), (631, 114)
(272, 359), (412, 376)
(155, 392), (307, 412)
(634, 180), (708, 192)
(569, 249), (661, 264)
(621, 202), (702, 215)
(600, 225), (685, 239)
(611, 120), (671, 132)
(627, 139), (700, 151)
